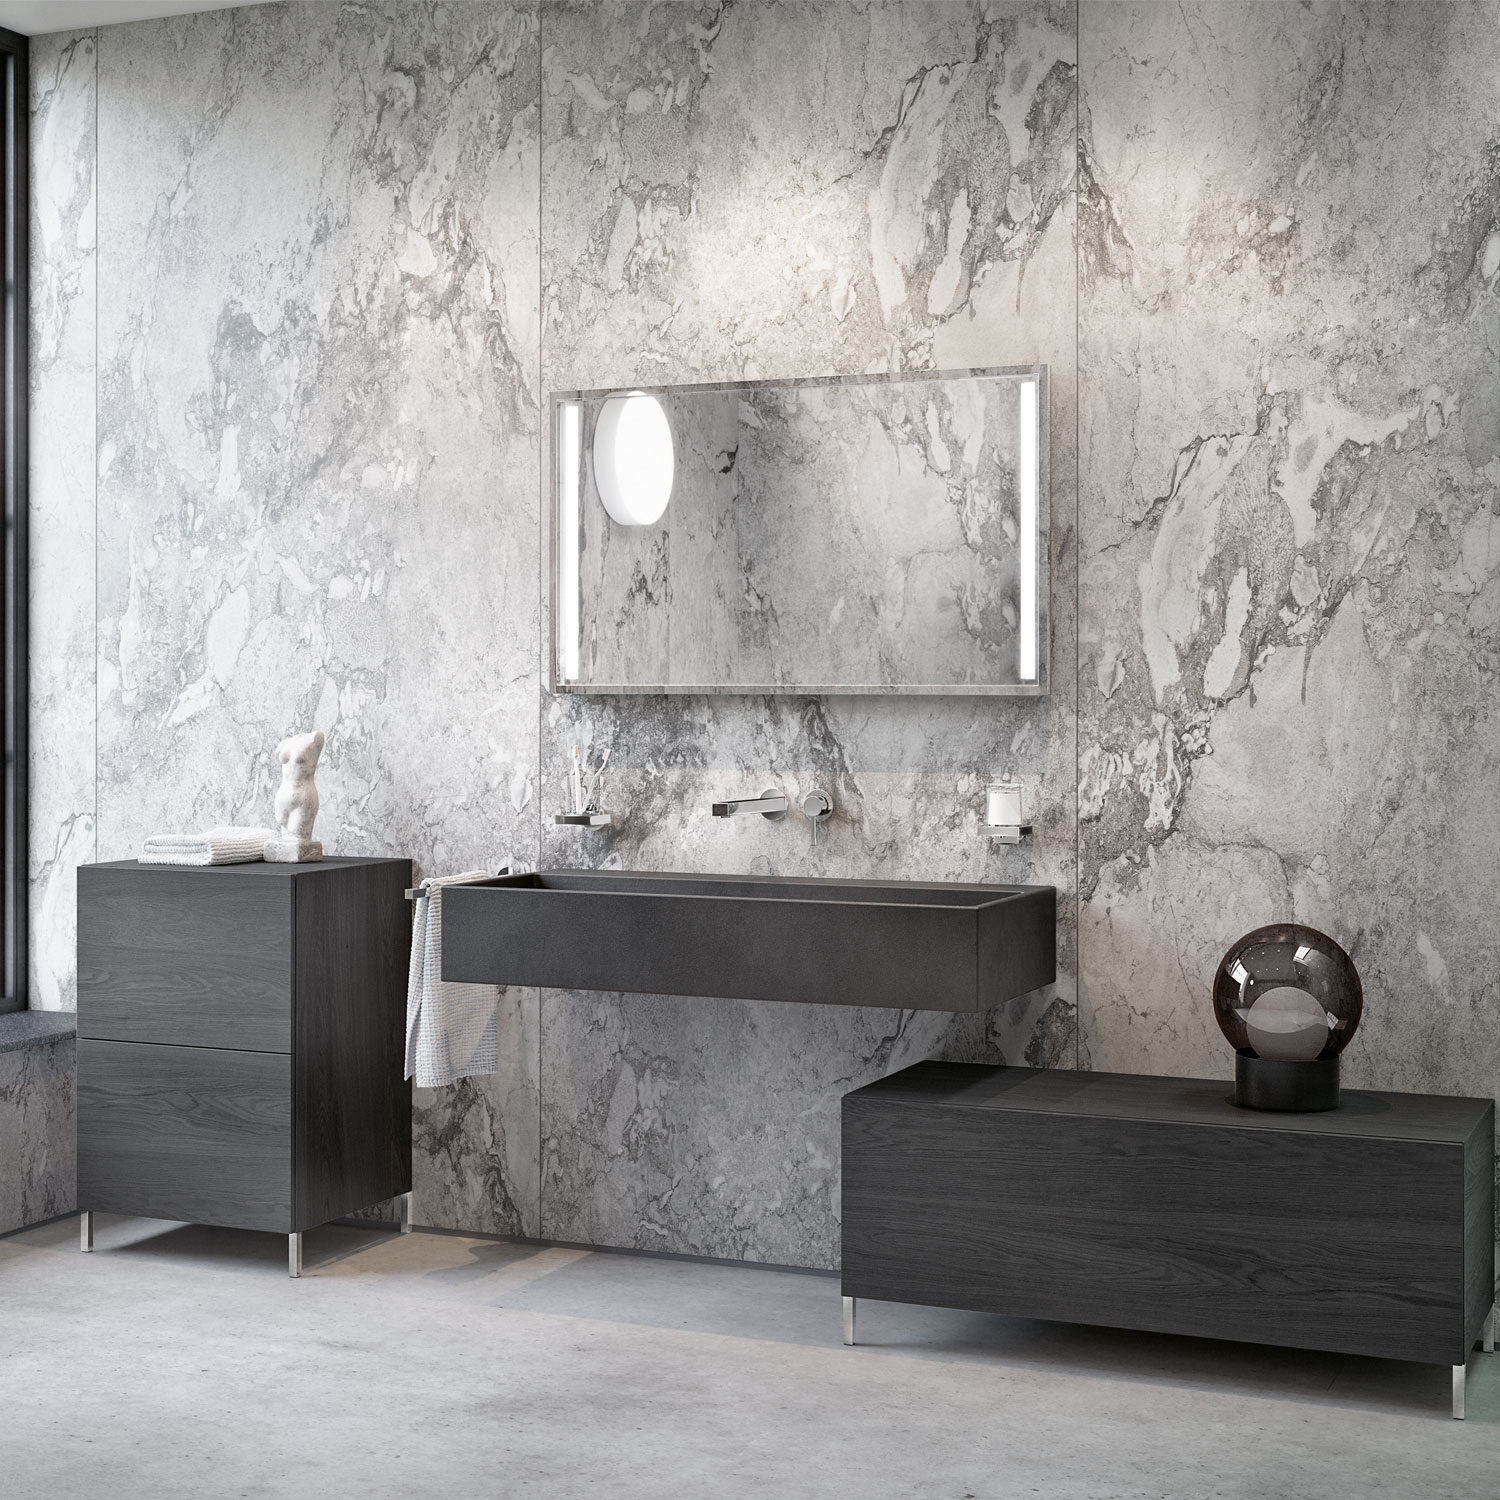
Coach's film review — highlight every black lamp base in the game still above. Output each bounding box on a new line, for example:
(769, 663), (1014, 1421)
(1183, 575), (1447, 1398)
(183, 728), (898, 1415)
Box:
(1234, 1050), (1340, 1112)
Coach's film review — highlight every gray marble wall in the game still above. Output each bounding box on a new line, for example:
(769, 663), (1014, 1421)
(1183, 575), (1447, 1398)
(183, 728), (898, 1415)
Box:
(32, 1), (545, 1237)
(0, 1018), (77, 1234)
(1077, 0), (1500, 1111)
(536, 0), (1077, 1267)
(27, 0), (1497, 1271)
(30, 30), (96, 1014)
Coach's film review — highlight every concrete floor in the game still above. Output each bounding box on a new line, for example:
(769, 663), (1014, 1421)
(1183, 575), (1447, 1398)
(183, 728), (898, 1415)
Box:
(2, 1215), (1496, 1499)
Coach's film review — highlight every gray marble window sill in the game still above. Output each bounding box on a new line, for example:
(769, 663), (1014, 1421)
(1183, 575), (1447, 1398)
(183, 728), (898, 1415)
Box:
(0, 1011), (77, 1054)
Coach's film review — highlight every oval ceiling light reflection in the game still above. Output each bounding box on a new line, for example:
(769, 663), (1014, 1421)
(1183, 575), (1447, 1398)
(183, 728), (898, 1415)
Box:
(592, 392), (675, 526)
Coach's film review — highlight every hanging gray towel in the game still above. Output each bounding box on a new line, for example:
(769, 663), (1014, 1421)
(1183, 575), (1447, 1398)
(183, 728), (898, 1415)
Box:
(404, 871), (501, 1089)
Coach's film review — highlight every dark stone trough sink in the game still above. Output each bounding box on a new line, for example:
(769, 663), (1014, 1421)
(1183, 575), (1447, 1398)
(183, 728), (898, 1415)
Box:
(441, 869), (1055, 1012)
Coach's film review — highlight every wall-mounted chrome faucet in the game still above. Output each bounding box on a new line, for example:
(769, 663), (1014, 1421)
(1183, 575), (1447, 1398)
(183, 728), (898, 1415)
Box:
(712, 788), (788, 821)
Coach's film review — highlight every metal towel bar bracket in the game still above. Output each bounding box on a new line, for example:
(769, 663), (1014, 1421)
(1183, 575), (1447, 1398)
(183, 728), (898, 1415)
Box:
(406, 866), (510, 902)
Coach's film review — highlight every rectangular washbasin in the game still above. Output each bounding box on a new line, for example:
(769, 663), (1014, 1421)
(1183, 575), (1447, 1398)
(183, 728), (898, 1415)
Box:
(440, 870), (1055, 1012)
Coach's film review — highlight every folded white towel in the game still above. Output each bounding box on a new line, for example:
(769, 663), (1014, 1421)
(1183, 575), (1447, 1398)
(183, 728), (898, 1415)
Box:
(405, 871), (501, 1089)
(139, 826), (279, 866)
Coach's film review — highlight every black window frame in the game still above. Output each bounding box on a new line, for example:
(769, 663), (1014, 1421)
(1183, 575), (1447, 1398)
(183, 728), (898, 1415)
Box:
(0, 25), (26, 1015)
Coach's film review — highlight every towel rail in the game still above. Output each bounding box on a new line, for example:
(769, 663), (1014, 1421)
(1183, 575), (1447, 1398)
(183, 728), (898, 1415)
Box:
(405, 866), (510, 902)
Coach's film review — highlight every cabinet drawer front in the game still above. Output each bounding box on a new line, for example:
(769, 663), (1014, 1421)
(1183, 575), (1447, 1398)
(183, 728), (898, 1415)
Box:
(78, 1039), (292, 1232)
(78, 869), (292, 1051)
(843, 1100), (1466, 1365)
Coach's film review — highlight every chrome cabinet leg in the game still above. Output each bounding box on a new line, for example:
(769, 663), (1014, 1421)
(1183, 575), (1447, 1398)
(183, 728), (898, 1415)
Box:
(1453, 1361), (1466, 1420)
(1481, 1303), (1495, 1354)
(289, 1232), (302, 1279)
(842, 1295), (856, 1347)
(398, 1192), (413, 1234)
(79, 1211), (93, 1253)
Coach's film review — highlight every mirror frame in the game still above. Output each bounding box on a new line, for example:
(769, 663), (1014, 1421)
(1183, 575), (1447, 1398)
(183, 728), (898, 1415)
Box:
(545, 364), (1049, 697)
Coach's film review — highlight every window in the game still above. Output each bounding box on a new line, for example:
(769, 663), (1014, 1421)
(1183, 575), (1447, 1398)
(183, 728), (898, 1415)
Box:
(0, 25), (27, 1014)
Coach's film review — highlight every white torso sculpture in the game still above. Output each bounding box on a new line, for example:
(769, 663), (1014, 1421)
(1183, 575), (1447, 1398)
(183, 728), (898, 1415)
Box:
(265, 730), (325, 863)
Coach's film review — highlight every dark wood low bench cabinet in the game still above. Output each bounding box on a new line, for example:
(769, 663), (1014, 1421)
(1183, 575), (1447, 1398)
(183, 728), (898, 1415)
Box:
(841, 1063), (1495, 1418)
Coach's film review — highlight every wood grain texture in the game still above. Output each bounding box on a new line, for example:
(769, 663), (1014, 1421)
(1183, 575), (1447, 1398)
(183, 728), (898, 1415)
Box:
(78, 1038), (292, 1231)
(78, 866), (292, 1051)
(76, 858), (413, 1237)
(1462, 1110), (1496, 1346)
(842, 1063), (1492, 1367)
(853, 1060), (1493, 1142)
(293, 858), (412, 1228)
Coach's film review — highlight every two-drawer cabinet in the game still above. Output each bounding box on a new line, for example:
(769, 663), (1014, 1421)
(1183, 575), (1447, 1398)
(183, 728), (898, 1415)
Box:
(77, 857), (412, 1275)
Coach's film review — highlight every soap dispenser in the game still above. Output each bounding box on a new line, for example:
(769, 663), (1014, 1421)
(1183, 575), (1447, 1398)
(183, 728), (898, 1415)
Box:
(983, 780), (1032, 844)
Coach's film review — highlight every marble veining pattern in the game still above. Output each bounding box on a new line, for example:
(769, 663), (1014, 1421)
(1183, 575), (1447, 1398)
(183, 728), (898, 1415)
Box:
(539, 0), (1078, 1266)
(25, 0), (1496, 1274)
(0, 1030), (76, 1234)
(29, 31), (98, 1012)
(730, 375), (1033, 690)
(1077, 0), (1500, 1107)
(88, 2), (545, 1236)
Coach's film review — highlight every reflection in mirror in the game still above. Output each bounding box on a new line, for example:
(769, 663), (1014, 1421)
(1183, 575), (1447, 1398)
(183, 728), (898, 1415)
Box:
(550, 366), (1048, 695)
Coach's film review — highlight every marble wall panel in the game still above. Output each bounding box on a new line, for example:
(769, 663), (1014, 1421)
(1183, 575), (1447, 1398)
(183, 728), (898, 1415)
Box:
(29, 0), (1493, 1274)
(90, 1), (544, 1234)
(1077, 1), (1500, 1105)
(0, 1022), (76, 1234)
(29, 31), (97, 1012)
(539, 0), (1078, 1268)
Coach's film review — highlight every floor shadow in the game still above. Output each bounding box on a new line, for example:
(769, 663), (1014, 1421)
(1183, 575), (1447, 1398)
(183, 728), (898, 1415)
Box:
(15, 1216), (1492, 1424)
(491, 1243), (1495, 1422)
(84, 1215), (395, 1274)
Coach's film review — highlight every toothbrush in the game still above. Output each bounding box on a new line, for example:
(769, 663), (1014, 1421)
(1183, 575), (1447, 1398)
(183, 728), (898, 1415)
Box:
(586, 748), (611, 811)
(570, 744), (585, 816)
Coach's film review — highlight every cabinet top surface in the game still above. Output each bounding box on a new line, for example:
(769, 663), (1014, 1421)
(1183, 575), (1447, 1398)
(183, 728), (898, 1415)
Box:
(850, 1062), (1494, 1144)
(83, 857), (410, 879)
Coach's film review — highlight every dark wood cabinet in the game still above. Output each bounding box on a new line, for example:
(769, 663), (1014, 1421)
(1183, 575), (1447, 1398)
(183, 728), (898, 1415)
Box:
(77, 857), (412, 1272)
(78, 870), (294, 1050)
(842, 1063), (1496, 1416)
(79, 1038), (293, 1230)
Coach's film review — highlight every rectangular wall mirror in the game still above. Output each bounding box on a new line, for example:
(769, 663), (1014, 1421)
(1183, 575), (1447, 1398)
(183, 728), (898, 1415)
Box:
(549, 366), (1048, 696)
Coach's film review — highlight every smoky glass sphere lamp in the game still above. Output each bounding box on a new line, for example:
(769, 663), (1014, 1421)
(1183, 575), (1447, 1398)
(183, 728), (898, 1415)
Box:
(1213, 923), (1362, 1111)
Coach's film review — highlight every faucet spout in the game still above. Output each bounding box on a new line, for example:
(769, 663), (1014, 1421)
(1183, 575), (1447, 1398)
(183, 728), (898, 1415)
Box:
(711, 790), (788, 821)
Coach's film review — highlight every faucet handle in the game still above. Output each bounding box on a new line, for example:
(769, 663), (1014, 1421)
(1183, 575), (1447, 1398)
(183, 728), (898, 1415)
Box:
(801, 790), (833, 822)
